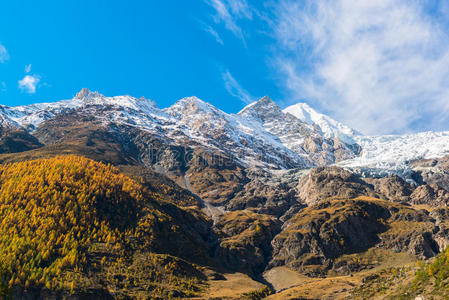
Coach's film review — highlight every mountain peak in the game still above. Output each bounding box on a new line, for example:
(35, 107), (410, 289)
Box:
(165, 96), (226, 119)
(251, 96), (277, 109)
(238, 96), (282, 121)
(283, 102), (359, 142)
(75, 88), (103, 101)
(178, 96), (207, 105)
(258, 95), (274, 104)
(171, 96), (213, 111)
(283, 102), (315, 123)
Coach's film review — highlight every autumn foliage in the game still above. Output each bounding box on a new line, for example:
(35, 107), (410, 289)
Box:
(0, 155), (207, 297)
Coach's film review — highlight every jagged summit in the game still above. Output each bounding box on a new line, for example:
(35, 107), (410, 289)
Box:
(74, 88), (156, 109)
(75, 88), (102, 101)
(257, 95), (275, 105)
(238, 96), (284, 122)
(235, 95), (360, 165)
(239, 96), (278, 112)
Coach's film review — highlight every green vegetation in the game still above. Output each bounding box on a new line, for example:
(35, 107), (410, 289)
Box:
(410, 247), (449, 297)
(351, 266), (413, 299)
(104, 252), (207, 298)
(242, 286), (271, 299)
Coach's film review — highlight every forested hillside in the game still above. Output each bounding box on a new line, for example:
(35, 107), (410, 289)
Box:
(0, 156), (214, 299)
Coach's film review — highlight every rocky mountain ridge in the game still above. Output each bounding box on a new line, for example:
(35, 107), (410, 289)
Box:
(0, 89), (361, 169)
(2, 89), (449, 175)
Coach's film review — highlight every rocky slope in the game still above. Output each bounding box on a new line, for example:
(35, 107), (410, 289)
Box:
(270, 197), (445, 275)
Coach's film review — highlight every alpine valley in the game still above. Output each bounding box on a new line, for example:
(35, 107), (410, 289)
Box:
(1, 88), (449, 299)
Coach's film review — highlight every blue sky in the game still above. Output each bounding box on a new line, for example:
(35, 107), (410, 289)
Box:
(1, 0), (449, 135)
(0, 1), (275, 113)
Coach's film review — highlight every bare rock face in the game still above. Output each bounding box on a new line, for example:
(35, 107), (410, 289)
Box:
(364, 175), (413, 203)
(295, 166), (449, 207)
(410, 184), (449, 206)
(333, 137), (362, 162)
(410, 155), (449, 170)
(225, 168), (300, 216)
(430, 208), (449, 251)
(34, 116), (140, 165)
(296, 167), (378, 205)
(269, 198), (445, 277)
(410, 155), (449, 192)
(269, 198), (390, 276)
(376, 206), (439, 259)
(184, 149), (249, 206)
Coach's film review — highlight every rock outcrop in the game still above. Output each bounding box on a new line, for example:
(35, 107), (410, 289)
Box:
(296, 167), (379, 205)
(270, 197), (448, 277)
(214, 210), (281, 275)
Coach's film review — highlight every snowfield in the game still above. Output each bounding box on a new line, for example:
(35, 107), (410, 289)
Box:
(337, 131), (449, 177)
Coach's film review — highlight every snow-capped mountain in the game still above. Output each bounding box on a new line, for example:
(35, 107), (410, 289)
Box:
(0, 89), (361, 169)
(0, 88), (165, 131)
(238, 96), (358, 166)
(163, 96), (308, 168)
(1, 88), (449, 177)
(283, 102), (359, 144)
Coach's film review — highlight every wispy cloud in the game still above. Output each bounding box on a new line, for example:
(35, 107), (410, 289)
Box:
(1, 82), (6, 92)
(200, 22), (224, 45)
(271, 0), (449, 134)
(18, 74), (40, 94)
(0, 44), (9, 63)
(205, 0), (252, 46)
(25, 64), (32, 73)
(226, 0), (252, 19)
(222, 69), (254, 104)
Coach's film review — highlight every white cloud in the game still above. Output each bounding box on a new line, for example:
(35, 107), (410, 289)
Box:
(0, 44), (9, 63)
(271, 0), (449, 134)
(226, 0), (252, 19)
(1, 82), (6, 92)
(222, 70), (254, 104)
(18, 75), (40, 94)
(201, 22), (224, 45)
(206, 0), (252, 46)
(25, 64), (32, 73)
